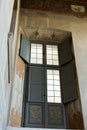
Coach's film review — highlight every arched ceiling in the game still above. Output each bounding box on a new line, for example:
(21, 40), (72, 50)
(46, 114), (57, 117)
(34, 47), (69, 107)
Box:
(20, 0), (87, 17)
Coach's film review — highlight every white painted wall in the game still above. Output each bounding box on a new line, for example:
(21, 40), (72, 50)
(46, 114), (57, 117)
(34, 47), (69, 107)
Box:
(0, 0), (14, 129)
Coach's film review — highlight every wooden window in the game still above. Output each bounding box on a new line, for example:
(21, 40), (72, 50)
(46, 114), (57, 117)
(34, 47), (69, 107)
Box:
(20, 35), (78, 129)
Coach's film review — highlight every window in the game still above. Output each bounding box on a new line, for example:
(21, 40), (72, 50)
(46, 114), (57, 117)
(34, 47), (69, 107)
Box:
(20, 35), (78, 129)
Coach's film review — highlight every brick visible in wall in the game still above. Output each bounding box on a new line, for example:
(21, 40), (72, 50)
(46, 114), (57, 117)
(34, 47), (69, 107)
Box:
(9, 108), (21, 127)
(16, 56), (25, 78)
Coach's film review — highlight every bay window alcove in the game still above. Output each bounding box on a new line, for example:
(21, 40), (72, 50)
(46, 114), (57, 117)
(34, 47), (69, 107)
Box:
(19, 34), (78, 129)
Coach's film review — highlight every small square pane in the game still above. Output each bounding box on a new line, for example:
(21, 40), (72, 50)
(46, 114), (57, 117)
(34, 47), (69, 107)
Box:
(53, 60), (58, 65)
(48, 97), (54, 102)
(47, 70), (53, 75)
(31, 48), (37, 53)
(55, 91), (61, 96)
(31, 58), (36, 63)
(47, 60), (53, 64)
(54, 80), (60, 85)
(54, 85), (60, 91)
(55, 97), (61, 103)
(31, 53), (36, 58)
(37, 59), (42, 64)
(53, 55), (58, 60)
(47, 49), (52, 54)
(37, 48), (42, 53)
(37, 54), (42, 58)
(47, 75), (53, 79)
(54, 75), (60, 80)
(31, 44), (36, 48)
(53, 50), (58, 55)
(47, 54), (52, 59)
(47, 85), (54, 90)
(48, 91), (54, 96)
(53, 70), (59, 75)
(47, 80), (53, 85)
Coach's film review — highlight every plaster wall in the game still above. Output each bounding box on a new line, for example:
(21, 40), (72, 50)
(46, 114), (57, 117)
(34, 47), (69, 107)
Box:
(9, 9), (87, 129)
(0, 0), (15, 129)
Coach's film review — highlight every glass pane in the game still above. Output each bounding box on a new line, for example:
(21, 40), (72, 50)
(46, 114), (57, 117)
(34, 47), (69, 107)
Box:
(55, 97), (61, 103)
(55, 91), (61, 96)
(54, 75), (60, 80)
(31, 44), (36, 48)
(47, 80), (53, 85)
(47, 85), (54, 90)
(37, 48), (42, 53)
(37, 54), (42, 58)
(53, 55), (58, 60)
(53, 60), (58, 65)
(30, 59), (36, 63)
(47, 70), (53, 75)
(47, 60), (53, 64)
(31, 53), (36, 58)
(30, 43), (43, 64)
(47, 69), (61, 103)
(37, 59), (42, 64)
(47, 54), (52, 59)
(53, 70), (59, 75)
(47, 75), (53, 79)
(54, 80), (60, 85)
(48, 91), (54, 96)
(47, 49), (52, 54)
(54, 85), (60, 91)
(53, 50), (58, 54)
(48, 97), (54, 102)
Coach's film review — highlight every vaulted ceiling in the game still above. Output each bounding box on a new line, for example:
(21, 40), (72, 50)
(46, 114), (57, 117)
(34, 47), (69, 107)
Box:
(20, 0), (87, 17)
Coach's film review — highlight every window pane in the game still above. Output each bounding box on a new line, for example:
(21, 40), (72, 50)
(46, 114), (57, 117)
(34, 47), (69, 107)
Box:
(47, 75), (53, 80)
(54, 75), (59, 80)
(53, 70), (59, 75)
(47, 80), (53, 85)
(55, 91), (61, 96)
(46, 45), (59, 65)
(47, 60), (53, 64)
(47, 70), (53, 75)
(30, 58), (36, 63)
(31, 44), (36, 48)
(31, 53), (36, 58)
(30, 43), (43, 64)
(55, 97), (61, 103)
(31, 48), (36, 53)
(47, 54), (52, 59)
(54, 85), (60, 91)
(48, 91), (54, 96)
(48, 97), (54, 102)
(47, 85), (54, 90)
(37, 59), (42, 64)
(53, 60), (58, 65)
(54, 80), (60, 85)
(37, 54), (42, 58)
(47, 69), (61, 103)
